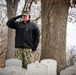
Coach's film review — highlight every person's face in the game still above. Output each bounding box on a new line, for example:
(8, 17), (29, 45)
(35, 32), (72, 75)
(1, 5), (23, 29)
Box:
(22, 15), (29, 22)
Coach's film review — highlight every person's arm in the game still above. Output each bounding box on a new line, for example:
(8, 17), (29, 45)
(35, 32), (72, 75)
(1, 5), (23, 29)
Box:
(32, 24), (40, 51)
(7, 15), (22, 29)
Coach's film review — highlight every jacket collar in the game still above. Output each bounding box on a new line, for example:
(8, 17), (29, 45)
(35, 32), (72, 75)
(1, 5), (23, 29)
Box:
(22, 20), (30, 24)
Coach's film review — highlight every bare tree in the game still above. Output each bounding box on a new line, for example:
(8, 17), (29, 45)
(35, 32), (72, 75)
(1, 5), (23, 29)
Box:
(0, 0), (7, 56)
(5, 0), (20, 59)
(66, 46), (76, 66)
(40, 0), (71, 75)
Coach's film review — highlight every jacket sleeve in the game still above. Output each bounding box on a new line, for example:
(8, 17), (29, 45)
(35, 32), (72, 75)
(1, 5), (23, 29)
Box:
(32, 24), (40, 51)
(7, 15), (22, 29)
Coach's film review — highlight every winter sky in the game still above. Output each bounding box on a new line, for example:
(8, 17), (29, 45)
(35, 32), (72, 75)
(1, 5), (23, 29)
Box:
(66, 8), (76, 47)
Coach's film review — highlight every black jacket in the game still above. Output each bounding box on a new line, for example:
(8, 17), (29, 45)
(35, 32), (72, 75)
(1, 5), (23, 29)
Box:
(7, 15), (40, 51)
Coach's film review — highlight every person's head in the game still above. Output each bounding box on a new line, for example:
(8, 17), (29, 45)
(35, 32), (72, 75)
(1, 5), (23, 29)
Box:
(22, 13), (30, 22)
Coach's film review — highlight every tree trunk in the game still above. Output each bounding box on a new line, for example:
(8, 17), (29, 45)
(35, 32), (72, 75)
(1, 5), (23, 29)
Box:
(41, 0), (70, 75)
(6, 0), (19, 59)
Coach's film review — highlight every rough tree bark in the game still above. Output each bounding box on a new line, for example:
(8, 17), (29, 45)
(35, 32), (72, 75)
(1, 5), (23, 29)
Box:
(6, 0), (19, 59)
(41, 0), (70, 75)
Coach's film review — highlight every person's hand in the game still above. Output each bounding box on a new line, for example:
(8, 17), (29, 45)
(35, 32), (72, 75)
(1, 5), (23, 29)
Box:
(32, 48), (36, 51)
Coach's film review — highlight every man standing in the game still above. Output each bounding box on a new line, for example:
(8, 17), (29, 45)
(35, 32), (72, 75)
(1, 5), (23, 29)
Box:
(7, 12), (40, 68)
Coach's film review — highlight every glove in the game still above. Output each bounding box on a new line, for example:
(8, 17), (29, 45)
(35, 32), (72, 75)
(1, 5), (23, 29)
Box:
(32, 47), (36, 51)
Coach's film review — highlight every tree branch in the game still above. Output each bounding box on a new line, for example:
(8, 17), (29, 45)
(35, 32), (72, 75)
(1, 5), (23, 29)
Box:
(32, 16), (40, 22)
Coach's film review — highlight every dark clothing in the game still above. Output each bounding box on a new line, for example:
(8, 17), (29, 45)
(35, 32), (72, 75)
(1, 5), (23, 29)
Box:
(7, 15), (40, 51)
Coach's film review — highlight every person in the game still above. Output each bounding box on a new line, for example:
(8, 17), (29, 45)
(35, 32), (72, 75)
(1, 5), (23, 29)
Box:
(7, 12), (40, 68)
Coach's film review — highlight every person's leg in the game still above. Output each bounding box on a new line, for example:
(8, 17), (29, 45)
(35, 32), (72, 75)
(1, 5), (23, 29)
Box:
(15, 48), (23, 60)
(22, 48), (32, 69)
(15, 48), (32, 69)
